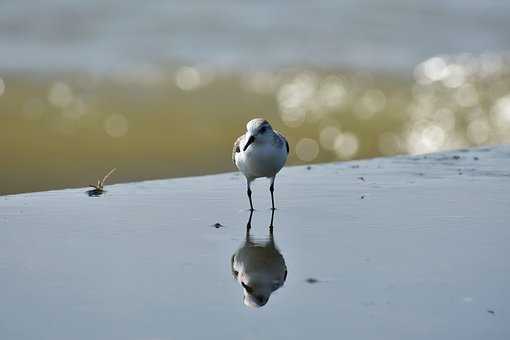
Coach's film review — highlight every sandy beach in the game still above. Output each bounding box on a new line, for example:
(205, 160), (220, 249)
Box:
(1, 145), (509, 339)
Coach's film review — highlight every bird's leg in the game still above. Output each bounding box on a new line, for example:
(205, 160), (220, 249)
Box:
(269, 177), (276, 211)
(247, 179), (254, 211)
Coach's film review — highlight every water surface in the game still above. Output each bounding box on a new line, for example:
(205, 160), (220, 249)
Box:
(1, 146), (509, 339)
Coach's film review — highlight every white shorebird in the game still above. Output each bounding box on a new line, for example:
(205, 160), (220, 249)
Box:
(233, 118), (289, 211)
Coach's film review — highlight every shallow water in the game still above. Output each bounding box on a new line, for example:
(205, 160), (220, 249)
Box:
(1, 147), (509, 339)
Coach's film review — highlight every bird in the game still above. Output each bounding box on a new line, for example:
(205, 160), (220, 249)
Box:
(233, 118), (289, 211)
(231, 210), (287, 308)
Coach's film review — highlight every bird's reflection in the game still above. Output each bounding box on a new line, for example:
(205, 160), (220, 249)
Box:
(231, 210), (287, 308)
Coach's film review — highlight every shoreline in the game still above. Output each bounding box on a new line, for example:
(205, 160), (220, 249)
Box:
(1, 144), (505, 198)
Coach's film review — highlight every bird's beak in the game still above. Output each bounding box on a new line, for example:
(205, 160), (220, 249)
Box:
(243, 135), (255, 151)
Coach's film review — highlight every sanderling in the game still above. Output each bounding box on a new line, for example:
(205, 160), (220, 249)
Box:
(233, 118), (289, 210)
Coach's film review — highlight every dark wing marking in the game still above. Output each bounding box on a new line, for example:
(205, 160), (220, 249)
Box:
(275, 131), (289, 154)
(232, 135), (243, 164)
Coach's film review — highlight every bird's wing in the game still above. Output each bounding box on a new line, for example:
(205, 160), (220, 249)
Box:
(232, 134), (244, 164)
(275, 130), (289, 154)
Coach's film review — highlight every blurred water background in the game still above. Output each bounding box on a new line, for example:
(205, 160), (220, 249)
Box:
(1, 0), (510, 195)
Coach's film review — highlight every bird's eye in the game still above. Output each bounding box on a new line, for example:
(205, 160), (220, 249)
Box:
(259, 126), (267, 134)
(241, 282), (253, 293)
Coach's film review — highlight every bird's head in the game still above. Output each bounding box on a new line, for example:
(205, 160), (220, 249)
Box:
(239, 275), (283, 308)
(231, 245), (287, 308)
(243, 118), (273, 151)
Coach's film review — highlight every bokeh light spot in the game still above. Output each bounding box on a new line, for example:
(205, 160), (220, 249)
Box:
(175, 67), (201, 91)
(455, 84), (479, 107)
(319, 126), (341, 151)
(0, 77), (5, 96)
(48, 82), (73, 108)
(280, 107), (306, 127)
(442, 64), (465, 88)
(334, 132), (359, 159)
(104, 113), (129, 137)
(434, 108), (456, 131)
(355, 89), (386, 119)
(423, 57), (449, 82)
(491, 94), (510, 129)
(295, 138), (319, 162)
(317, 76), (346, 109)
(407, 125), (445, 154)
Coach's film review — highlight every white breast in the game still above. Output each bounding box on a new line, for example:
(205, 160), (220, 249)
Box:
(235, 134), (287, 179)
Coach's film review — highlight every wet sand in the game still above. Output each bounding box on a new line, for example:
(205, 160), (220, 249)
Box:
(1, 146), (509, 339)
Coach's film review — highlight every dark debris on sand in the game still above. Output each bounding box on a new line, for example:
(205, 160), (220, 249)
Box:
(306, 278), (319, 284)
(86, 189), (104, 197)
(212, 222), (225, 229)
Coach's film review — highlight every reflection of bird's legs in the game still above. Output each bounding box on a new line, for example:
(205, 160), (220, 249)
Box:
(247, 178), (254, 211)
(246, 209), (254, 230)
(269, 208), (275, 235)
(269, 177), (276, 211)
(245, 210), (254, 243)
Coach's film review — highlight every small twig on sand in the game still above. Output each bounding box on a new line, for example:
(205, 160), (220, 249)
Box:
(88, 168), (116, 193)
